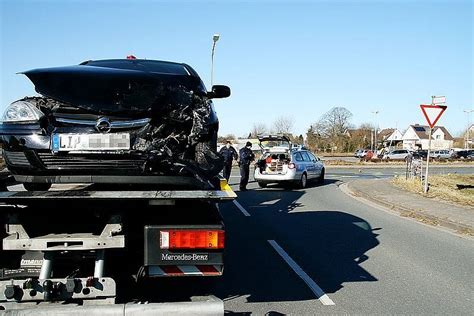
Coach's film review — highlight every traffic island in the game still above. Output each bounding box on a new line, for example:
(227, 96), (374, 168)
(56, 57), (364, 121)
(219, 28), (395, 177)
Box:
(342, 178), (474, 237)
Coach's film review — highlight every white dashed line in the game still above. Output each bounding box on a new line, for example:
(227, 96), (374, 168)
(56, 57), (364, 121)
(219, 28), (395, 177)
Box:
(268, 240), (335, 306)
(233, 200), (251, 217)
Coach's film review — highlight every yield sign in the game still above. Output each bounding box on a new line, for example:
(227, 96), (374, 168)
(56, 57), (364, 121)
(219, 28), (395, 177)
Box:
(420, 104), (447, 129)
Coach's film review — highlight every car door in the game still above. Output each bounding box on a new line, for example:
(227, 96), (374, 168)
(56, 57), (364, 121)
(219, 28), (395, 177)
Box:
(300, 151), (314, 179)
(308, 152), (322, 177)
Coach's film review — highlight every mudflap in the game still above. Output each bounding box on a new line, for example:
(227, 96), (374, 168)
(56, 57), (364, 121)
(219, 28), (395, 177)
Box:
(1, 295), (223, 315)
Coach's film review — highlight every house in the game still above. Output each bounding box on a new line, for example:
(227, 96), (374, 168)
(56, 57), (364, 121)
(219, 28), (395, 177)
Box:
(402, 124), (454, 150)
(379, 128), (403, 147)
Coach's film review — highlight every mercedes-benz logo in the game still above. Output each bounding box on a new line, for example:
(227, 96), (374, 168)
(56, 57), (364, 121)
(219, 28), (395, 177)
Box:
(96, 117), (111, 133)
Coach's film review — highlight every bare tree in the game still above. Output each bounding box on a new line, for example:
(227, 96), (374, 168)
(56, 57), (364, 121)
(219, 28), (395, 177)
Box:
(272, 116), (294, 135)
(250, 123), (267, 138)
(310, 107), (353, 152)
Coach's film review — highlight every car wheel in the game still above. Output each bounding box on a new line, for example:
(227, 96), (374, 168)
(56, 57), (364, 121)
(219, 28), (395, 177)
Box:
(318, 168), (325, 184)
(195, 140), (224, 176)
(257, 182), (267, 188)
(299, 173), (307, 189)
(23, 183), (52, 191)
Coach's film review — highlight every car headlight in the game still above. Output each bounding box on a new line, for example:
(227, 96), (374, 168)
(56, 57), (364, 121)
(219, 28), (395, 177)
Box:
(1, 100), (44, 123)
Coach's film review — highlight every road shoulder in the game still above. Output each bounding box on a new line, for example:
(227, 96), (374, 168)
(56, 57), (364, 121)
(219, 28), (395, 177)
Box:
(340, 178), (474, 237)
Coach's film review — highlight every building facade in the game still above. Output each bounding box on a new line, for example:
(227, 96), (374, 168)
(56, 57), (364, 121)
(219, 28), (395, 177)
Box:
(402, 125), (454, 150)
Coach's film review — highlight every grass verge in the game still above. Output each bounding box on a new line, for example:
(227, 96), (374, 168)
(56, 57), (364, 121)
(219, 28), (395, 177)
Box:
(391, 174), (474, 207)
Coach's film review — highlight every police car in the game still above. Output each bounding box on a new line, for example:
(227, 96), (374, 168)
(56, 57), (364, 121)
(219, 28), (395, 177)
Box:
(254, 135), (325, 188)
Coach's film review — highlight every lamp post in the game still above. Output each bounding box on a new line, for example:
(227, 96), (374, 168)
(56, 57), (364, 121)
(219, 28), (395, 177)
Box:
(211, 34), (220, 87)
(371, 110), (379, 153)
(463, 109), (473, 149)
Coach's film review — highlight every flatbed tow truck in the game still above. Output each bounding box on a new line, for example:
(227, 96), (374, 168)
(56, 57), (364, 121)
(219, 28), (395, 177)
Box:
(0, 172), (236, 315)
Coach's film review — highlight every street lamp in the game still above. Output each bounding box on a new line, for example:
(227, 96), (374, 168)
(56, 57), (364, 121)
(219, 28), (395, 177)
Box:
(371, 110), (379, 153)
(211, 33), (220, 87)
(464, 109), (473, 149)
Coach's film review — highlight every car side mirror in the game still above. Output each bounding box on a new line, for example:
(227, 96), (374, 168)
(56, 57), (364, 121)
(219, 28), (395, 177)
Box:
(208, 85), (231, 99)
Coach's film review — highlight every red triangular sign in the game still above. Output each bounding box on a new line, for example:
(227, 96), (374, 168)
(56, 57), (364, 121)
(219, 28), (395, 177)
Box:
(420, 104), (447, 129)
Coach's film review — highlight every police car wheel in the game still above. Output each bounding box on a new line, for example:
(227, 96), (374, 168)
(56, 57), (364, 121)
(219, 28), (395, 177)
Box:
(299, 173), (307, 189)
(318, 168), (325, 184)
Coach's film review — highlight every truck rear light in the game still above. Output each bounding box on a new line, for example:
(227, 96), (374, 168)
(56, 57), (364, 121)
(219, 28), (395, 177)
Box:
(160, 230), (224, 249)
(288, 163), (296, 169)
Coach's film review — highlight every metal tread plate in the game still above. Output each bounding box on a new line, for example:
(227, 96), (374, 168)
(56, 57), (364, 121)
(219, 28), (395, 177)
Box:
(0, 189), (236, 202)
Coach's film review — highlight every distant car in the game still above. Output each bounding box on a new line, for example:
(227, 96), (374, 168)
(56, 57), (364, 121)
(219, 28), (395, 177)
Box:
(432, 150), (451, 160)
(254, 135), (325, 189)
(411, 150), (427, 160)
(453, 150), (474, 159)
(467, 153), (474, 160)
(382, 149), (410, 160)
(357, 149), (369, 158)
(354, 149), (363, 157)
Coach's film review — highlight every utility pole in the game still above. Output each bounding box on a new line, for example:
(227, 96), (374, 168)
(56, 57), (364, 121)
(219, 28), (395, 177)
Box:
(463, 109), (473, 149)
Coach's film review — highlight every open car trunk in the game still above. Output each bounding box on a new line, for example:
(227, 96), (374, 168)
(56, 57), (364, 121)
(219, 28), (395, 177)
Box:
(256, 135), (292, 175)
(257, 152), (291, 175)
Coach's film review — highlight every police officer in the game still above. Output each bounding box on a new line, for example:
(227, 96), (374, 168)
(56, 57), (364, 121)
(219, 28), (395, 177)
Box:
(219, 140), (238, 182)
(238, 141), (255, 191)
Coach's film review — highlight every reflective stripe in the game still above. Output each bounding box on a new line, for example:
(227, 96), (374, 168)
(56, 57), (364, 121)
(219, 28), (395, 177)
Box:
(148, 265), (223, 277)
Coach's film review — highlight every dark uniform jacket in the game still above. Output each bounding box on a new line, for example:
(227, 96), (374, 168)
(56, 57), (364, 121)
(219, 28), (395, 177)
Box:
(219, 146), (238, 163)
(239, 147), (255, 166)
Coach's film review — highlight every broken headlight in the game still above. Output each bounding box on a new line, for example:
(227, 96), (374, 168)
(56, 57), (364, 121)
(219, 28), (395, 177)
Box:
(1, 100), (44, 123)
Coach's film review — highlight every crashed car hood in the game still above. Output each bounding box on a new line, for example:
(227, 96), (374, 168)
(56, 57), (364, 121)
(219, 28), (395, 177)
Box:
(23, 65), (203, 114)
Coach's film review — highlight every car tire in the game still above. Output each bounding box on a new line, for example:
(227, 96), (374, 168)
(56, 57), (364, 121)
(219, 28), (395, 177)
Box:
(318, 168), (325, 184)
(257, 182), (267, 188)
(299, 173), (307, 189)
(195, 139), (224, 176)
(23, 183), (52, 191)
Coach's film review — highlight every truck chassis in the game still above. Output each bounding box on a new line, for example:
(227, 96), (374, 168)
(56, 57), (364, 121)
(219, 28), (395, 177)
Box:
(0, 176), (235, 315)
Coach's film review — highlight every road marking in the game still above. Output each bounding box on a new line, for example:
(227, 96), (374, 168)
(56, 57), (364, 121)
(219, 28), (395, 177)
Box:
(233, 200), (251, 216)
(268, 240), (335, 306)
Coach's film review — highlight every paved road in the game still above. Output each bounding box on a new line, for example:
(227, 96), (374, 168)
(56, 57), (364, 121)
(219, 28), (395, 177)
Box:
(214, 170), (474, 314)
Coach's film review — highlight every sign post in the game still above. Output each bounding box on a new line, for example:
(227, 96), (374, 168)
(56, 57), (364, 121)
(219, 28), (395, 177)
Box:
(424, 127), (432, 193)
(420, 97), (447, 193)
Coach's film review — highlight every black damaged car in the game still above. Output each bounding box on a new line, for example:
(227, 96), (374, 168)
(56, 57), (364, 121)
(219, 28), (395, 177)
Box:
(0, 58), (230, 191)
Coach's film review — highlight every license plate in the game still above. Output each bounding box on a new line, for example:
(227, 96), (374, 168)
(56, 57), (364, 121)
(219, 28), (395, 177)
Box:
(51, 133), (130, 152)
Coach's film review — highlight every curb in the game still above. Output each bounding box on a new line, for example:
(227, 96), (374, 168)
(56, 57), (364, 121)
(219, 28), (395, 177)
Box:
(339, 181), (474, 237)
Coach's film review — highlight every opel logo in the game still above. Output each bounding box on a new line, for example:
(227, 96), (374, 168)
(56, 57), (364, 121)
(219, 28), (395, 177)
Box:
(96, 117), (111, 133)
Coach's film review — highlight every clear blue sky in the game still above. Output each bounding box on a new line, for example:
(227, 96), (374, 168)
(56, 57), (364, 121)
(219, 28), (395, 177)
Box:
(1, 0), (472, 137)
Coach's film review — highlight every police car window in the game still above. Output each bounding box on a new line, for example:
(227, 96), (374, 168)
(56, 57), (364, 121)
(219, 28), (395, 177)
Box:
(309, 152), (317, 161)
(294, 152), (303, 161)
(301, 152), (311, 162)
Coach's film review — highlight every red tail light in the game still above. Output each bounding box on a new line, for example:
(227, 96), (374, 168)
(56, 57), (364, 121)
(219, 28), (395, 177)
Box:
(160, 230), (225, 249)
(288, 163), (296, 169)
